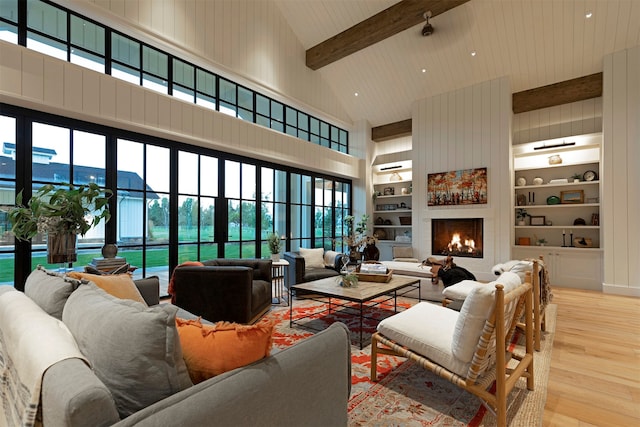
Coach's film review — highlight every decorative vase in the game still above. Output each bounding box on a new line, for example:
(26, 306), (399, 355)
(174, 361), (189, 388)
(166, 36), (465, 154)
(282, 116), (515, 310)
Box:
(102, 243), (118, 258)
(349, 247), (361, 263)
(47, 232), (77, 264)
(548, 155), (562, 165)
(362, 243), (380, 261)
(271, 253), (280, 262)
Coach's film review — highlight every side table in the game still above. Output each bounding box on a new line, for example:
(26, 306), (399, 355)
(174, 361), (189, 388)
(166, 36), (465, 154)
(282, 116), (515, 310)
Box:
(271, 259), (290, 305)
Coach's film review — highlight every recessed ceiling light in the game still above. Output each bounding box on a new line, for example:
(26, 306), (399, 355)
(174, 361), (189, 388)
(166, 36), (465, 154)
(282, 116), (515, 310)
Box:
(585, 11), (593, 18)
(421, 68), (427, 73)
(470, 51), (477, 57)
(354, 92), (359, 97)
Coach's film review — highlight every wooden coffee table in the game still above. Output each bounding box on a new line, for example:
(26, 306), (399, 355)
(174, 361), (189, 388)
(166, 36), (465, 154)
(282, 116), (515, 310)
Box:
(290, 275), (420, 348)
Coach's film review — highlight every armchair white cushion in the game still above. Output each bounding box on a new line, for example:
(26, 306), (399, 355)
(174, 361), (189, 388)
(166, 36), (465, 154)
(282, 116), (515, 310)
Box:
(451, 272), (521, 362)
(377, 302), (469, 376)
(443, 271), (521, 301)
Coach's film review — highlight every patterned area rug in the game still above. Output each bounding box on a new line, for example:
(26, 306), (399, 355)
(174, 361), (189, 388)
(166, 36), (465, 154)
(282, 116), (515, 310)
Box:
(265, 298), (557, 427)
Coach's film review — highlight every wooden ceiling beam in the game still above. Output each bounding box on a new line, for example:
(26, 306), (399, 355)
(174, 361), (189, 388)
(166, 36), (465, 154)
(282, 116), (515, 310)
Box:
(306, 0), (471, 70)
(512, 73), (603, 114)
(372, 119), (413, 142)
(372, 73), (604, 141)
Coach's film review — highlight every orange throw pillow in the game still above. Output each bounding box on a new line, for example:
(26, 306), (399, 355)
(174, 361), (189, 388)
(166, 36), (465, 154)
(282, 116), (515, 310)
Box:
(67, 272), (147, 305)
(176, 317), (273, 383)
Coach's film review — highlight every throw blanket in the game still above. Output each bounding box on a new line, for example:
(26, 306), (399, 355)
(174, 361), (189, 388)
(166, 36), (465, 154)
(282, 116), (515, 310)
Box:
(168, 261), (204, 303)
(534, 258), (553, 309)
(0, 290), (88, 427)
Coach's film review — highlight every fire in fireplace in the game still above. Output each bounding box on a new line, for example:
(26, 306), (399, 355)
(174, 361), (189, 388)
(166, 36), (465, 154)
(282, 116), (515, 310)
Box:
(431, 218), (483, 258)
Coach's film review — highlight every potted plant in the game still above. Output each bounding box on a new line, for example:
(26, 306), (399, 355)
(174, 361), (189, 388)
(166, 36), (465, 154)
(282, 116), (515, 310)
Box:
(340, 272), (358, 288)
(7, 183), (113, 263)
(570, 173), (582, 183)
(516, 208), (528, 226)
(266, 231), (282, 261)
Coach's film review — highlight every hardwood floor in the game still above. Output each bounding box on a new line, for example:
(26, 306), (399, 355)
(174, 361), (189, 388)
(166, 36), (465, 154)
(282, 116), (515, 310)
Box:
(543, 287), (640, 426)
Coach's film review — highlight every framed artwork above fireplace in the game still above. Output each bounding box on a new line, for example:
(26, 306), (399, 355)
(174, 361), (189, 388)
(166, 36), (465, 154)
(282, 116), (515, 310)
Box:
(427, 167), (487, 206)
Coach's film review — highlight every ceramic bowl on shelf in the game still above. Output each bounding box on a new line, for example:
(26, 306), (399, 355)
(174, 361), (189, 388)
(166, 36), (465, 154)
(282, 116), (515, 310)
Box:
(532, 177), (544, 185)
(546, 195), (560, 205)
(516, 177), (527, 186)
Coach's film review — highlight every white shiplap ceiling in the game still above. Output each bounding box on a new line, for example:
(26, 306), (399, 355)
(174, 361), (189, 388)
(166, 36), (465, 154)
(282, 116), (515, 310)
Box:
(274, 0), (640, 127)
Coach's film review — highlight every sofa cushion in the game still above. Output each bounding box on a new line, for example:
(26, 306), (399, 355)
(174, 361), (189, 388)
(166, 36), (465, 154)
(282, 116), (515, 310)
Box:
(323, 250), (340, 268)
(24, 266), (82, 320)
(452, 272), (521, 363)
(62, 283), (193, 418)
(299, 247), (325, 270)
(176, 317), (273, 383)
(67, 272), (147, 305)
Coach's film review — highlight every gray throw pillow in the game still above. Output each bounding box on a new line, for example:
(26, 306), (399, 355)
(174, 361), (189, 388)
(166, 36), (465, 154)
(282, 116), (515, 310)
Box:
(24, 266), (82, 320)
(62, 283), (193, 418)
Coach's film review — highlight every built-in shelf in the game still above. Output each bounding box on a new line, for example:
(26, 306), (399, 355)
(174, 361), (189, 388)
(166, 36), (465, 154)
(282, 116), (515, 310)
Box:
(515, 225), (600, 230)
(514, 203), (600, 209)
(511, 133), (603, 290)
(515, 180), (599, 190)
(372, 157), (413, 249)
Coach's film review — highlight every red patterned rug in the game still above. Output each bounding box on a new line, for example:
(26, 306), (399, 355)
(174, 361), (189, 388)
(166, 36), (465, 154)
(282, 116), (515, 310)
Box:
(264, 298), (555, 427)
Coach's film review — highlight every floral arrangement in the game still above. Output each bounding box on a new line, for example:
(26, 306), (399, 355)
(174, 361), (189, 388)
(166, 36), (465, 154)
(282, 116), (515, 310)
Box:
(343, 214), (372, 249)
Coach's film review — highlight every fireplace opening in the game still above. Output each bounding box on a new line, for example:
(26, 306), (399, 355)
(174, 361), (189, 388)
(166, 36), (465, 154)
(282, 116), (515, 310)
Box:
(431, 218), (483, 258)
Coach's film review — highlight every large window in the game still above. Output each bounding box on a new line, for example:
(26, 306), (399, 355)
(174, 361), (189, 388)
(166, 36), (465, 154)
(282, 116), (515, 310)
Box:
(177, 152), (218, 263)
(2, 0), (349, 153)
(0, 106), (351, 292)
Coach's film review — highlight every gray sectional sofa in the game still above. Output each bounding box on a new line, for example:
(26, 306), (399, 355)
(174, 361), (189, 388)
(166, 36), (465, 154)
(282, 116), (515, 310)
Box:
(0, 267), (351, 427)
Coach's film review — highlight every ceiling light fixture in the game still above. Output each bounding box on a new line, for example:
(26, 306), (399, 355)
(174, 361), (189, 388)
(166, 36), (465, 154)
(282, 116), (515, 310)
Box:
(354, 92), (359, 97)
(585, 11), (593, 18)
(471, 51), (477, 57)
(422, 68), (427, 73)
(422, 11), (434, 37)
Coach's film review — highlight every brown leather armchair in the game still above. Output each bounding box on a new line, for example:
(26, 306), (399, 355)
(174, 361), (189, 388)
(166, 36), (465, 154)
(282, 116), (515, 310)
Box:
(170, 258), (272, 324)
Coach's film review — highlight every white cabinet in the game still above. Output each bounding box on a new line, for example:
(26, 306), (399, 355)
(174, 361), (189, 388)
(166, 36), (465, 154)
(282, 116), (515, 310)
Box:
(372, 165), (412, 246)
(511, 133), (603, 290)
(512, 246), (602, 291)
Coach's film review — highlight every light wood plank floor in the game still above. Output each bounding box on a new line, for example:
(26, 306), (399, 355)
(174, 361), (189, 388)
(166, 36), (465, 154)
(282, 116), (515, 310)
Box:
(544, 287), (640, 426)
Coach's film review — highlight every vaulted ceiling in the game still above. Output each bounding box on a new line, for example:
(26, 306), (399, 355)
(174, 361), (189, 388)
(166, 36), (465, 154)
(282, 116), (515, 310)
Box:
(274, 0), (640, 129)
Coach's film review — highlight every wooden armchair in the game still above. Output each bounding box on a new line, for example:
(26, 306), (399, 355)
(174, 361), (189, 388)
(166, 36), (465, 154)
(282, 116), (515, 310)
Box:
(442, 259), (549, 351)
(371, 273), (534, 427)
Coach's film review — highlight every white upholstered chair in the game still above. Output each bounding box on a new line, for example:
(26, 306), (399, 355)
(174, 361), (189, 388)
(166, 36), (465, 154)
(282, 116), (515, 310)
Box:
(442, 259), (548, 351)
(371, 273), (534, 427)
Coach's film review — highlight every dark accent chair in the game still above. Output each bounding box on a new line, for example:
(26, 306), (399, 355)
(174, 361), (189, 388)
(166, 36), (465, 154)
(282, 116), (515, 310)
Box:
(171, 258), (272, 324)
(283, 251), (342, 294)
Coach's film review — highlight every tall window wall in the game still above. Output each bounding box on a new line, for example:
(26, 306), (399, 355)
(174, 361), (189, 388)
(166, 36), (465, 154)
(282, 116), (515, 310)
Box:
(0, 106), (352, 293)
(0, 0), (349, 153)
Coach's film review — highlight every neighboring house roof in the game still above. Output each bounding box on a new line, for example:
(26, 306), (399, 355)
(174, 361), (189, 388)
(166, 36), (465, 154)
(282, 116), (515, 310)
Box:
(0, 145), (158, 199)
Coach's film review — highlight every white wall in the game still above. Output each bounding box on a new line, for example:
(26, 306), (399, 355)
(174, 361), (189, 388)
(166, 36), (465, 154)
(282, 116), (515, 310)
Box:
(411, 77), (512, 281)
(0, 41), (362, 180)
(602, 45), (640, 296)
(512, 98), (603, 145)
